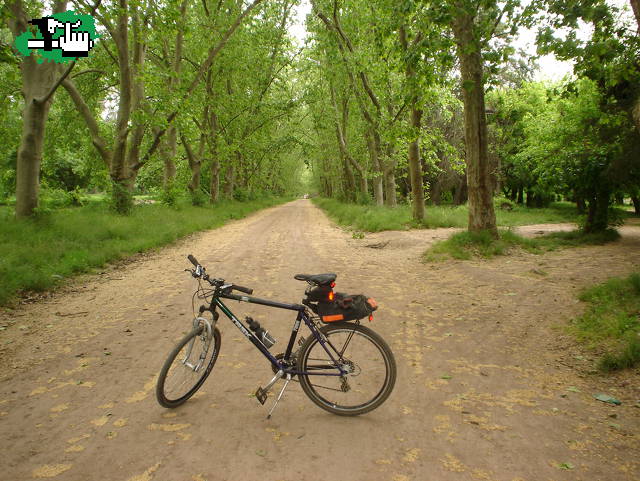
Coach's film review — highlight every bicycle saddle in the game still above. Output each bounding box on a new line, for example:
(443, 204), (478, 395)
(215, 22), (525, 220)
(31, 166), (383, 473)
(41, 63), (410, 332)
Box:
(294, 273), (337, 286)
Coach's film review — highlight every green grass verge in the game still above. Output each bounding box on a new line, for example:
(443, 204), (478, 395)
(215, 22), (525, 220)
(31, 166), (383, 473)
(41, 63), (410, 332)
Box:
(423, 229), (620, 262)
(0, 197), (288, 306)
(312, 197), (594, 232)
(570, 273), (640, 371)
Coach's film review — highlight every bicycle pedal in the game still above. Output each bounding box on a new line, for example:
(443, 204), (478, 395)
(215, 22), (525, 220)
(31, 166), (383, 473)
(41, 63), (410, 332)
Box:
(255, 386), (268, 405)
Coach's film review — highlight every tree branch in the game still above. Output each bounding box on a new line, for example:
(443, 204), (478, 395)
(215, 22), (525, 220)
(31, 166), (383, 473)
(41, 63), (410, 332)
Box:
(61, 78), (111, 166)
(72, 68), (107, 78)
(135, 0), (265, 170)
(37, 0), (104, 105)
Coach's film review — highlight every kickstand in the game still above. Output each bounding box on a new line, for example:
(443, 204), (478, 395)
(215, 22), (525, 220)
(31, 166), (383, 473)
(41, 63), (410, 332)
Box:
(267, 374), (292, 419)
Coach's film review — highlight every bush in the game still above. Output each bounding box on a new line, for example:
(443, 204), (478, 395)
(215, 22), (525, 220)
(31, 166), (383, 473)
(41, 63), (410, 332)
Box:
(41, 188), (73, 208)
(190, 189), (207, 206)
(108, 181), (133, 214)
(571, 273), (640, 371)
(159, 181), (183, 207)
(0, 196), (289, 305)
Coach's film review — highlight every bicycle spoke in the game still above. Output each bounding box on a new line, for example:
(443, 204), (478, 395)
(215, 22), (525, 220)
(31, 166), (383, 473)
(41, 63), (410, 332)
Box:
(300, 326), (393, 413)
(157, 327), (220, 407)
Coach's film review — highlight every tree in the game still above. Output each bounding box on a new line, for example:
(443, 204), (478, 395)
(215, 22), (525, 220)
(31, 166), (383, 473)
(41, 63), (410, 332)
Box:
(62, 0), (264, 212)
(515, 79), (638, 232)
(5, 1), (85, 217)
(447, 0), (523, 235)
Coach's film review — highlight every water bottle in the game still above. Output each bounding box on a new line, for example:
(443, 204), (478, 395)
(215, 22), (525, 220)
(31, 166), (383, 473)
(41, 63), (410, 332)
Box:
(246, 317), (276, 349)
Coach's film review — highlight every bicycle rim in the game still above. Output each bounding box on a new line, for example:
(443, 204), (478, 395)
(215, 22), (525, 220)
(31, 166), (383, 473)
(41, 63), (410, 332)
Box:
(157, 326), (220, 407)
(299, 324), (396, 415)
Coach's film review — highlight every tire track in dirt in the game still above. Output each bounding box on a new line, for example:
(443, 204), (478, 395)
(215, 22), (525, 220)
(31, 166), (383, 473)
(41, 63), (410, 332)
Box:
(1, 199), (639, 481)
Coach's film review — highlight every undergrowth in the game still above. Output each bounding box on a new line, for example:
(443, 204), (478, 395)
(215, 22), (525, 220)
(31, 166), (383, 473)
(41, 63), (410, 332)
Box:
(571, 273), (640, 371)
(312, 197), (604, 232)
(423, 229), (620, 262)
(0, 196), (287, 306)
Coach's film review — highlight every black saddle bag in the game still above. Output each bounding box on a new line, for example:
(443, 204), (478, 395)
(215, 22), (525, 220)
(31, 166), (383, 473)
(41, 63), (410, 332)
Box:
(317, 293), (378, 323)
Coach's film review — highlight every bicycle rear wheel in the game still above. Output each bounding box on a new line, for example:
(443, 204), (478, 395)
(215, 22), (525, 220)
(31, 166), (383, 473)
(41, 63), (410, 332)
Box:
(298, 322), (396, 416)
(156, 325), (221, 408)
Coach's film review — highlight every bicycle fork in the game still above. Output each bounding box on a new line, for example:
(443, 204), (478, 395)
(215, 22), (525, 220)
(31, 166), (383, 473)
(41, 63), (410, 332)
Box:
(255, 370), (293, 419)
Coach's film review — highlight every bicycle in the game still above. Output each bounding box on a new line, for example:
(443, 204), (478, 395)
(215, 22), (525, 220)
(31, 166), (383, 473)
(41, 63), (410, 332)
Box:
(155, 255), (396, 417)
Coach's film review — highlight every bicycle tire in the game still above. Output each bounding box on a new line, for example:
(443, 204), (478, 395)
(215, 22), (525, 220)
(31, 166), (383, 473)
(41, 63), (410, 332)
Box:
(156, 325), (221, 408)
(297, 322), (396, 416)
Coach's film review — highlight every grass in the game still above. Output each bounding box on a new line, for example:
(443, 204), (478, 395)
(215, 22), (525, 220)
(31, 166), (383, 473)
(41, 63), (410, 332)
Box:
(0, 196), (288, 306)
(312, 197), (599, 232)
(570, 273), (640, 371)
(424, 229), (620, 262)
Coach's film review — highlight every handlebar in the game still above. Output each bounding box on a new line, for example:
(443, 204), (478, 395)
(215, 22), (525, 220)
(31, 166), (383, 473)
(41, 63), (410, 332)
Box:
(187, 254), (200, 268)
(187, 254), (253, 295)
(232, 284), (253, 295)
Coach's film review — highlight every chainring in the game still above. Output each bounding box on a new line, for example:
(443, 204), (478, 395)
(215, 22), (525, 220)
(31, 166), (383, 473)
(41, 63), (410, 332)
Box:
(271, 352), (298, 378)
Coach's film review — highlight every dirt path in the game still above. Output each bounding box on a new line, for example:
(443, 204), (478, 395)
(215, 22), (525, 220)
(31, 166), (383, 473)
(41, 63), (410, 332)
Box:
(1, 199), (639, 481)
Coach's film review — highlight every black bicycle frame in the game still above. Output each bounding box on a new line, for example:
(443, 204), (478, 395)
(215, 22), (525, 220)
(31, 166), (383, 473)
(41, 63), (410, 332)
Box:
(207, 291), (347, 376)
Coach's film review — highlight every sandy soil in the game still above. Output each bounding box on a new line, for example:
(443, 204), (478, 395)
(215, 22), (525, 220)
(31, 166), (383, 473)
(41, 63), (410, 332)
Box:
(1, 199), (639, 481)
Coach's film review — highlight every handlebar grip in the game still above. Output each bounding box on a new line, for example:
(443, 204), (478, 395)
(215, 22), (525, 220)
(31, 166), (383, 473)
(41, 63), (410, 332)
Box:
(187, 254), (200, 267)
(233, 285), (253, 295)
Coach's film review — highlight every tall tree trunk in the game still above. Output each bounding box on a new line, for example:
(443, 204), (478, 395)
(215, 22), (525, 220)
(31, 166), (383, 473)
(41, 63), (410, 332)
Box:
(162, 134), (177, 189)
(631, 0), (640, 29)
(124, 4), (148, 194)
(338, 132), (357, 201)
(181, 132), (203, 196)
(408, 107), (425, 220)
(384, 168), (397, 207)
(383, 144), (397, 207)
(452, 7), (497, 235)
(14, 68), (57, 217)
(631, 195), (640, 215)
(210, 159), (220, 202)
(8, 0), (67, 217)
(109, 0), (134, 213)
(208, 112), (220, 203)
(329, 83), (369, 200)
(224, 154), (239, 198)
(366, 131), (384, 205)
(329, 84), (358, 202)
(315, 4), (382, 203)
(399, 25), (426, 220)
(453, 175), (468, 205)
(162, 0), (188, 189)
(576, 194), (586, 214)
(584, 186), (610, 233)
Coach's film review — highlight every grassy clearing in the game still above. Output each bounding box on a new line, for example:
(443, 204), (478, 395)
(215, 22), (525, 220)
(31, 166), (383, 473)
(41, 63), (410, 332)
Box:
(0, 197), (288, 306)
(312, 197), (595, 232)
(570, 273), (640, 371)
(424, 229), (620, 262)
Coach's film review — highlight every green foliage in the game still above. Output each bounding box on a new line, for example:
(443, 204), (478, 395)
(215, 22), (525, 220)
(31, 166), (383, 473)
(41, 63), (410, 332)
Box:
(159, 180), (183, 207)
(489, 78), (638, 231)
(314, 197), (588, 232)
(424, 230), (536, 261)
(190, 189), (207, 206)
(570, 273), (640, 371)
(424, 227), (620, 262)
(40, 187), (74, 209)
(108, 181), (133, 215)
(14, 10), (99, 64)
(0, 196), (288, 305)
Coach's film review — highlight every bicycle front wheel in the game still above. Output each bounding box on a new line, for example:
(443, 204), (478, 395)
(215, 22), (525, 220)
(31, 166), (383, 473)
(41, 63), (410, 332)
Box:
(156, 325), (221, 408)
(298, 322), (396, 416)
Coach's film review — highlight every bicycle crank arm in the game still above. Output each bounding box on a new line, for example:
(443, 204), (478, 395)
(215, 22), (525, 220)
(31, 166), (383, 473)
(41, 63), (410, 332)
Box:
(255, 369), (284, 405)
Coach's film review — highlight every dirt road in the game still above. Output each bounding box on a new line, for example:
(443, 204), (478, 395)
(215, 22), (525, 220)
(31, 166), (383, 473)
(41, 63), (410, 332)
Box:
(1, 199), (639, 481)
